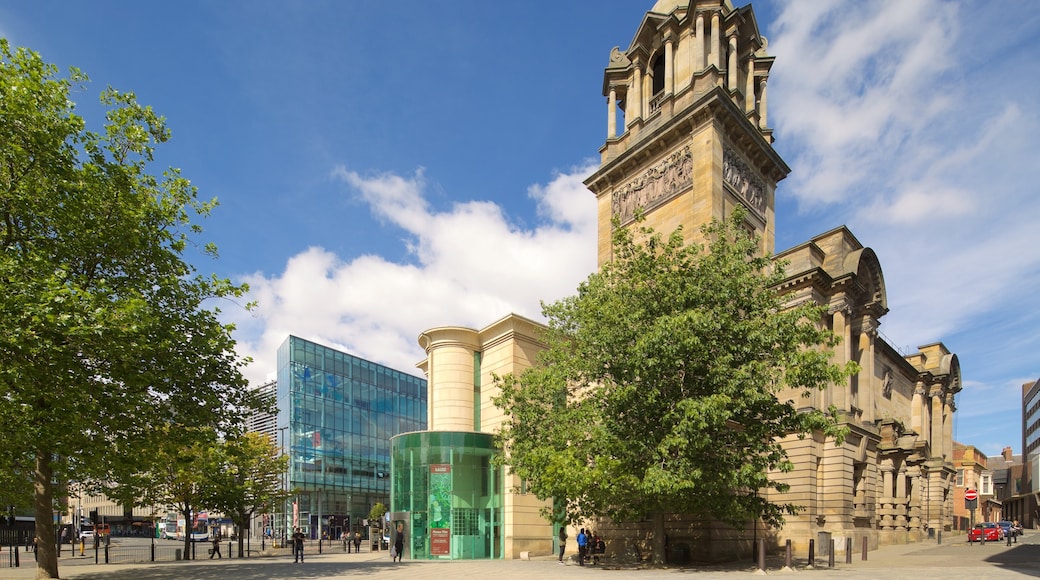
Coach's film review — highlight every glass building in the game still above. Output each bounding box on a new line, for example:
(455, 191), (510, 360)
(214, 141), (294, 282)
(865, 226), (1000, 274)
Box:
(390, 431), (503, 559)
(275, 335), (427, 542)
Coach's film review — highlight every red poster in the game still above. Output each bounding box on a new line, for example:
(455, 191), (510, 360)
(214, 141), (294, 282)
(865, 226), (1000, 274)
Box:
(430, 464), (450, 474)
(431, 528), (450, 555)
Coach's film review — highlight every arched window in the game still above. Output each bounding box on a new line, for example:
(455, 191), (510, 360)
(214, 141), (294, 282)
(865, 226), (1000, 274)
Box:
(651, 54), (665, 95)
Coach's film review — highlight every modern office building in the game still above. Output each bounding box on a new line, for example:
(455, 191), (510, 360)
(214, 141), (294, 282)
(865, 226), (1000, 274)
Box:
(274, 335), (427, 541)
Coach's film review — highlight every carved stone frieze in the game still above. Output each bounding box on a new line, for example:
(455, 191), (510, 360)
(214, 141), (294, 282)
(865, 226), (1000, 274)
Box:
(611, 146), (693, 225)
(723, 147), (766, 217)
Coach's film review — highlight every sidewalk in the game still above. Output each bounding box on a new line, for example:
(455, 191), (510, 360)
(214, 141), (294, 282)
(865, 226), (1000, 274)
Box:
(6, 534), (1040, 579)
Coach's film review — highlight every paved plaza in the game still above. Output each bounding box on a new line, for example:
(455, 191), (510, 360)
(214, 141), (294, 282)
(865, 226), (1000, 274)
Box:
(6, 534), (1040, 580)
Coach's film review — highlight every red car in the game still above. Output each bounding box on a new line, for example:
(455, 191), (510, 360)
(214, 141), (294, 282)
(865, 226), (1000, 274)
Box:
(968, 522), (1004, 542)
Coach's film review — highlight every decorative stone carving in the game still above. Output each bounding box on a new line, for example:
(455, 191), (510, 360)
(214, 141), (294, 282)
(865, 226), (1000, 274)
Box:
(611, 146), (693, 225)
(723, 147), (766, 217)
(882, 367), (893, 399)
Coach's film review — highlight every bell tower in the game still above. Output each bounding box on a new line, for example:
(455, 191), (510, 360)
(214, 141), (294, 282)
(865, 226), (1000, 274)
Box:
(584, 0), (788, 266)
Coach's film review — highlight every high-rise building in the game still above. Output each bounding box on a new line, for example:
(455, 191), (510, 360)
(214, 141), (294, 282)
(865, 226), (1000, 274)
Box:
(274, 335), (427, 541)
(246, 379), (278, 445)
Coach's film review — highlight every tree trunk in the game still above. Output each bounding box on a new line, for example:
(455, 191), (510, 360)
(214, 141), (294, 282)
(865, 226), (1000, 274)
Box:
(34, 450), (59, 579)
(181, 507), (192, 560)
(236, 511), (250, 557)
(651, 511), (666, 566)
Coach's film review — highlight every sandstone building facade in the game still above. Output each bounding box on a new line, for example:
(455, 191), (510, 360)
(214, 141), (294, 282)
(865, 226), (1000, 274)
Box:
(406, 0), (961, 560)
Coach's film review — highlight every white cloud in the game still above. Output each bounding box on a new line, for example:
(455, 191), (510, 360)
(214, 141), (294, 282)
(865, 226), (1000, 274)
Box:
(769, 0), (1040, 455)
(232, 165), (598, 385)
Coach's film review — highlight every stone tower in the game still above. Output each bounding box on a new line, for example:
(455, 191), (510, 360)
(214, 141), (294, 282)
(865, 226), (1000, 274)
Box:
(584, 0), (787, 265)
(583, 1), (961, 557)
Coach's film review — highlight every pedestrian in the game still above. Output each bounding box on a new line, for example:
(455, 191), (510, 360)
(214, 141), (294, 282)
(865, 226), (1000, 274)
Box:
(591, 531), (604, 565)
(342, 530), (350, 553)
(210, 529), (222, 559)
(292, 527), (305, 563)
(576, 527), (588, 566)
(557, 525), (567, 564)
(353, 531), (361, 553)
(392, 522), (405, 562)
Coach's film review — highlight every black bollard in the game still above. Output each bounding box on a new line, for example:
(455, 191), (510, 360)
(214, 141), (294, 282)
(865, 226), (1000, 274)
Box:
(786, 539), (793, 569)
(845, 537), (852, 564)
(14, 544), (19, 568)
(828, 539), (835, 568)
(862, 536), (868, 560)
(937, 530), (942, 545)
(808, 538), (815, 567)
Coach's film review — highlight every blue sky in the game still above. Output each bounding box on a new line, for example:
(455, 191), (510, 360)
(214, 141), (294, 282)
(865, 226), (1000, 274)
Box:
(3, 1), (1038, 458)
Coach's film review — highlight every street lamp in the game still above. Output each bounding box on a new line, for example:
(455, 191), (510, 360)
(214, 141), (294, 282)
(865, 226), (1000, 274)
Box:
(279, 426), (288, 545)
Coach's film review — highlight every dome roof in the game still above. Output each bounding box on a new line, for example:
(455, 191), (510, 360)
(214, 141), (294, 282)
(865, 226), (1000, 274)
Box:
(650, 0), (686, 14)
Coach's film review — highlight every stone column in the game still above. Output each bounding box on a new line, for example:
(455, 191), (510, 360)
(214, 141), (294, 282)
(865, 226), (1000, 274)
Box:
(744, 55), (755, 112)
(664, 34), (674, 95)
(759, 77), (768, 127)
(831, 307), (851, 413)
(727, 33), (738, 89)
(860, 321), (876, 423)
(710, 11), (720, 69)
(907, 469), (921, 529)
(896, 465), (909, 528)
(879, 459), (895, 529)
(607, 85), (617, 139)
(930, 386), (943, 458)
(694, 13), (705, 71)
(942, 393), (955, 460)
(882, 462), (894, 498)
(630, 57), (644, 125)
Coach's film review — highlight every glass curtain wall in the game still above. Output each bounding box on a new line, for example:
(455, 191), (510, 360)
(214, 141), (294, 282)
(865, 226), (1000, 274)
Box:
(275, 336), (427, 542)
(390, 431), (502, 560)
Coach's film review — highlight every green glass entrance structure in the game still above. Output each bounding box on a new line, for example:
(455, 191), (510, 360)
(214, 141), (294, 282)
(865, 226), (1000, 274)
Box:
(390, 431), (503, 559)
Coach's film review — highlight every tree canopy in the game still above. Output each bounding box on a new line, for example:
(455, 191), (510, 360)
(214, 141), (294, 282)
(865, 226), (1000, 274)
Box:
(0, 40), (261, 578)
(204, 431), (288, 557)
(494, 208), (855, 564)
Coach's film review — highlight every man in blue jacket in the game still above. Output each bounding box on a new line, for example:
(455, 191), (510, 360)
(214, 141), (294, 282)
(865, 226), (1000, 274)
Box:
(576, 528), (588, 566)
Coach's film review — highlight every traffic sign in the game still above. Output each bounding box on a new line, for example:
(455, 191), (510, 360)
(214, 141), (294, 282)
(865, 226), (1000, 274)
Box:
(965, 489), (978, 501)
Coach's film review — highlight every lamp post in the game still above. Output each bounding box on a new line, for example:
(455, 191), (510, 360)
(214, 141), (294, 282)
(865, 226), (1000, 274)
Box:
(278, 426), (288, 546)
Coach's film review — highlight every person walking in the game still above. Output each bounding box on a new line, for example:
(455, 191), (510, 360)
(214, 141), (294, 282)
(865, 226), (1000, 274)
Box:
(292, 527), (305, 563)
(354, 531), (362, 553)
(557, 525), (568, 564)
(576, 527), (588, 566)
(392, 522), (405, 562)
(210, 529), (222, 559)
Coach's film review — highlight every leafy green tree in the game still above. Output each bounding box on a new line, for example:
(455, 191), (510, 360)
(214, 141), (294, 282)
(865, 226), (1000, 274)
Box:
(369, 502), (388, 527)
(494, 208), (855, 565)
(120, 427), (221, 559)
(0, 40), (260, 578)
(203, 432), (288, 557)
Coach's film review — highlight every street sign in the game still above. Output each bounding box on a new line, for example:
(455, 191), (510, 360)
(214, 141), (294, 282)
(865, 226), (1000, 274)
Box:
(965, 489), (978, 501)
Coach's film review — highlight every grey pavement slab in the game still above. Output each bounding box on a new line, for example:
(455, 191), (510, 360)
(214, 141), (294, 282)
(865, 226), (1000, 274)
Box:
(4, 534), (1040, 579)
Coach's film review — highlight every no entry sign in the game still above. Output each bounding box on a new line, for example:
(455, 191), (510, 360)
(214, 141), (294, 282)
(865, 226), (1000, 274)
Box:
(965, 489), (978, 501)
